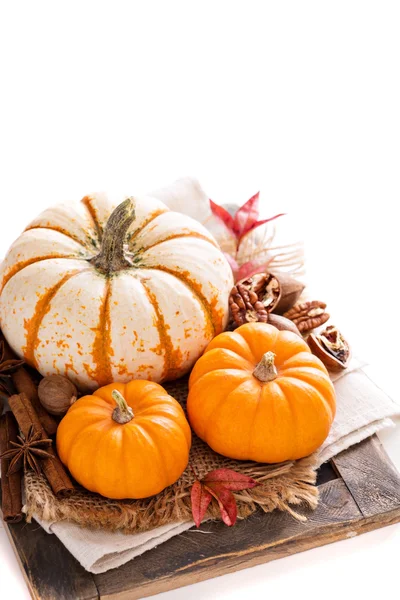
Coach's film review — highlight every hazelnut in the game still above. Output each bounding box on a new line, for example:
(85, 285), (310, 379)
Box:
(267, 314), (302, 337)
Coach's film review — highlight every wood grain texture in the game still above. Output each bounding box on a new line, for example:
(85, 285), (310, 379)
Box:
(1, 506), (98, 600)
(2, 436), (400, 600)
(332, 436), (400, 517)
(93, 477), (400, 600)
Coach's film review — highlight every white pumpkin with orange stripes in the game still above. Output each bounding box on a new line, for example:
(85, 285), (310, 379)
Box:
(0, 194), (233, 390)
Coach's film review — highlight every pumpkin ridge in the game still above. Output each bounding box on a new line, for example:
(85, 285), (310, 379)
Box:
(268, 381), (298, 459)
(81, 195), (103, 240)
(205, 331), (255, 363)
(127, 209), (169, 245)
(247, 385), (263, 457)
(190, 368), (252, 388)
(140, 280), (182, 381)
(278, 369), (336, 415)
(204, 380), (252, 449)
(138, 231), (218, 253)
(0, 255), (81, 294)
(24, 225), (92, 249)
(142, 266), (216, 337)
(277, 376), (335, 423)
(83, 279), (113, 387)
(136, 421), (172, 486)
(23, 269), (86, 368)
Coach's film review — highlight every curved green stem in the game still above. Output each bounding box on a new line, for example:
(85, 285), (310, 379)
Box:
(112, 390), (134, 424)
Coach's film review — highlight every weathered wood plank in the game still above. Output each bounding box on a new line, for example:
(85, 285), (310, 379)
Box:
(315, 460), (338, 486)
(94, 477), (400, 600)
(332, 435), (400, 517)
(2, 499), (99, 600)
(3, 435), (400, 600)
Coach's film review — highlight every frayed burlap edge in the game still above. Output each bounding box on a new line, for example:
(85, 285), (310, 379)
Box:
(24, 379), (320, 532)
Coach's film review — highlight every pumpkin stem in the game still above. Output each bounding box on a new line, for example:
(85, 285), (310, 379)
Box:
(112, 390), (134, 424)
(253, 351), (278, 382)
(90, 198), (136, 275)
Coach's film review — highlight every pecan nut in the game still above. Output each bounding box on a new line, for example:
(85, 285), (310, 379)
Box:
(229, 283), (269, 327)
(283, 300), (329, 333)
(229, 273), (280, 327)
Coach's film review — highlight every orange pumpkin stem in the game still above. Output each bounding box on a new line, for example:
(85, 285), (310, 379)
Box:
(112, 390), (134, 424)
(90, 198), (136, 275)
(253, 351), (278, 382)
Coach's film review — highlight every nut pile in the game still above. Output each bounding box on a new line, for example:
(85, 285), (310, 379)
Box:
(228, 270), (350, 371)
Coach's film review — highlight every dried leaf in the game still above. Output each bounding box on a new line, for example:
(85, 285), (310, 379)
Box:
(191, 480), (212, 528)
(205, 483), (237, 526)
(191, 467), (259, 528)
(203, 468), (259, 491)
(232, 192), (260, 238)
(235, 260), (265, 282)
(209, 200), (235, 231)
(241, 213), (285, 240)
(210, 195), (285, 248)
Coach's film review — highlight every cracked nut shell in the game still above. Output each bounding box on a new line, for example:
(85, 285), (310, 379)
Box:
(272, 273), (305, 315)
(307, 325), (351, 371)
(229, 272), (281, 326)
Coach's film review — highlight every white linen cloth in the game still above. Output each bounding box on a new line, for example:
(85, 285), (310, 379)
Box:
(34, 359), (400, 574)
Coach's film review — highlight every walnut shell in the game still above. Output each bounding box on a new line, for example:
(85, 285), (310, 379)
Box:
(267, 314), (302, 337)
(38, 374), (78, 416)
(272, 274), (305, 315)
(307, 326), (351, 371)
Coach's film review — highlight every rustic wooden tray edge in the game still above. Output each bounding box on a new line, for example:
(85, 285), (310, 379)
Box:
(2, 434), (400, 600)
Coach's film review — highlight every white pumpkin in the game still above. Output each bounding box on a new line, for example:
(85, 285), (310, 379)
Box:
(0, 194), (233, 390)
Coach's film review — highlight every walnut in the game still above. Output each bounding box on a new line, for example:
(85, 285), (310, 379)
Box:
(229, 273), (280, 327)
(283, 300), (329, 333)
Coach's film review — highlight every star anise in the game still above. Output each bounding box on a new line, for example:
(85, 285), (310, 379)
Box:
(0, 340), (25, 396)
(0, 425), (53, 476)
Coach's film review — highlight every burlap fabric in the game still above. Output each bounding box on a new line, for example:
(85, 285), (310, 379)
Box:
(24, 378), (319, 532)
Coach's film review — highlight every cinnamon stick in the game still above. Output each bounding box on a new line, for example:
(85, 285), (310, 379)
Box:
(0, 412), (23, 523)
(0, 330), (16, 361)
(12, 368), (58, 435)
(8, 393), (74, 498)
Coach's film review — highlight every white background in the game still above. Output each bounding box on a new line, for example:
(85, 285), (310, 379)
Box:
(0, 1), (399, 599)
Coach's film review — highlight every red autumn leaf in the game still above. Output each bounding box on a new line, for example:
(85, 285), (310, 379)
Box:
(210, 195), (285, 243)
(191, 479), (213, 528)
(205, 483), (237, 526)
(191, 467), (259, 528)
(209, 199), (235, 231)
(223, 252), (240, 273)
(242, 212), (286, 239)
(203, 468), (259, 491)
(235, 259), (276, 282)
(232, 192), (260, 238)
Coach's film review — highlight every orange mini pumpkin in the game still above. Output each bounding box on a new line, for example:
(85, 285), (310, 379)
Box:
(57, 380), (191, 499)
(187, 323), (336, 463)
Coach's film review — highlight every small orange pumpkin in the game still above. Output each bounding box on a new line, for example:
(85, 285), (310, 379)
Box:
(187, 323), (336, 463)
(57, 380), (191, 499)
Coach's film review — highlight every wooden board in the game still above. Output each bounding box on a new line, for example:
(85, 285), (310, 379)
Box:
(2, 435), (400, 600)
